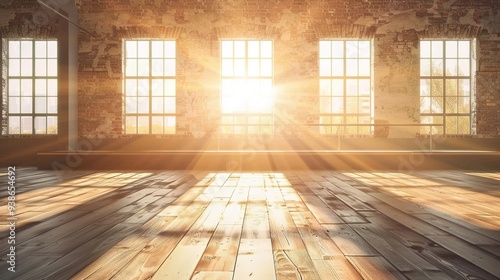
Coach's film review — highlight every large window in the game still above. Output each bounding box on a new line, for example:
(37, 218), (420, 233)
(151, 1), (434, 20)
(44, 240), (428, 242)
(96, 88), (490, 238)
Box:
(319, 40), (372, 135)
(220, 40), (273, 134)
(123, 40), (176, 134)
(420, 40), (474, 135)
(3, 39), (58, 135)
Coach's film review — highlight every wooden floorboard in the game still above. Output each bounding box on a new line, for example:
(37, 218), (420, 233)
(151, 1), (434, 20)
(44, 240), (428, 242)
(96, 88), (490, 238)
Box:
(0, 169), (499, 279)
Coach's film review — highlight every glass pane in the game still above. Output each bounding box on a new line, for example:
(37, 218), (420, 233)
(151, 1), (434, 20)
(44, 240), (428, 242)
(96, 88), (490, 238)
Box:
(47, 116), (57, 134)
(47, 97), (57, 113)
(358, 59), (370, 76)
(9, 41), (20, 58)
(234, 59), (245, 76)
(35, 117), (46, 134)
(151, 41), (163, 58)
(346, 59), (358, 76)
(346, 41), (358, 58)
(9, 79), (20, 96)
(21, 59), (33, 76)
(359, 79), (370, 96)
(222, 59), (233, 76)
(47, 79), (57, 96)
(137, 79), (149, 96)
(165, 59), (175, 76)
(458, 41), (470, 58)
(446, 97), (457, 114)
(248, 126), (259, 134)
(21, 41), (33, 58)
(445, 59), (458, 76)
(420, 79), (430, 96)
(458, 116), (470, 134)
(47, 41), (57, 58)
(137, 97), (149, 113)
(9, 59), (20, 76)
(47, 59), (57, 76)
(152, 97), (163, 113)
(420, 41), (431, 58)
(35, 41), (47, 58)
(137, 59), (149, 76)
(125, 116), (137, 134)
(221, 126), (233, 134)
(431, 79), (443, 96)
(152, 59), (163, 76)
(21, 79), (33, 96)
(331, 41), (344, 58)
(164, 97), (176, 113)
(458, 97), (470, 113)
(221, 41), (233, 58)
(35, 59), (47, 76)
(126, 79), (137, 96)
(260, 79), (272, 95)
(346, 97), (358, 113)
(431, 59), (443, 76)
(8, 97), (20, 113)
(431, 41), (443, 58)
(234, 41), (245, 58)
(222, 116), (233, 125)
(137, 41), (149, 58)
(165, 79), (176, 96)
(137, 116), (149, 134)
(458, 79), (470, 96)
(35, 79), (47, 96)
(446, 116), (457, 134)
(359, 97), (370, 114)
(331, 59), (343, 76)
(126, 96), (137, 113)
(320, 97), (331, 113)
(358, 41), (370, 58)
(319, 59), (331, 76)
(431, 96), (443, 113)
(331, 79), (343, 96)
(420, 97), (431, 113)
(151, 79), (163, 96)
(248, 59), (259, 76)
(260, 59), (272, 76)
(125, 41), (137, 58)
(446, 41), (458, 58)
(320, 116), (331, 134)
(152, 116), (163, 134)
(9, 116), (20, 134)
(261, 41), (272, 58)
(35, 97), (47, 113)
(164, 41), (176, 58)
(126, 59), (137, 76)
(445, 79), (457, 96)
(331, 97), (344, 113)
(319, 79), (331, 96)
(458, 59), (470, 76)
(248, 41), (259, 58)
(234, 126), (245, 134)
(346, 79), (358, 96)
(420, 59), (430, 76)
(319, 41), (331, 58)
(21, 116), (33, 134)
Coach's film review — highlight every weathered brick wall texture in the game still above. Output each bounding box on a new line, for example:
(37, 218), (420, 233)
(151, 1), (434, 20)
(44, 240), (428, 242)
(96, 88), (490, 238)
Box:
(3, 0), (499, 138)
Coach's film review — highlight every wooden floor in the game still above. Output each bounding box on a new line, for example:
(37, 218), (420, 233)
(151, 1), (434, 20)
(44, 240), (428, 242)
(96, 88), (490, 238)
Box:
(1, 168), (500, 279)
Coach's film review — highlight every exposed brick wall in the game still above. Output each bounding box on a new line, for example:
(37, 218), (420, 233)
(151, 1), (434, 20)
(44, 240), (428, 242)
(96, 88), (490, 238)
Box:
(2, 0), (499, 139)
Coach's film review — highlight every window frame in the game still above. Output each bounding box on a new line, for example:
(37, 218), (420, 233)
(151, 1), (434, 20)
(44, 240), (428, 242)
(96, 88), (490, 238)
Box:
(419, 39), (476, 135)
(2, 38), (58, 135)
(122, 39), (177, 135)
(319, 39), (374, 135)
(219, 39), (274, 135)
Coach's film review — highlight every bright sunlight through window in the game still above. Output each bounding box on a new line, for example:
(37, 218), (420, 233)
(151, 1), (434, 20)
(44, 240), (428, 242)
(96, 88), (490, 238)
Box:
(220, 40), (273, 134)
